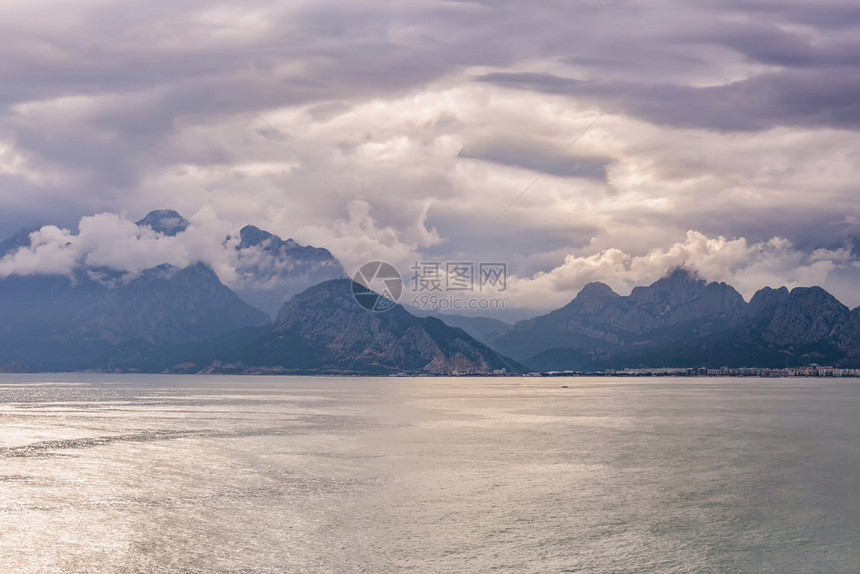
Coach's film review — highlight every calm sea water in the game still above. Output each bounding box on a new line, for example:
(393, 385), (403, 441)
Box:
(0, 374), (858, 573)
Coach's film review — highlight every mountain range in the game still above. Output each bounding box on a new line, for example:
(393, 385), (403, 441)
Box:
(96, 279), (521, 375)
(2, 211), (860, 374)
(0, 210), (517, 374)
(488, 267), (860, 370)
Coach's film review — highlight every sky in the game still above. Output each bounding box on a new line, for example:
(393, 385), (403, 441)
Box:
(1, 0), (860, 316)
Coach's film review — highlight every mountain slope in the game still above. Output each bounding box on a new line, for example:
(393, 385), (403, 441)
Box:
(492, 268), (747, 361)
(0, 263), (268, 370)
(0, 210), (345, 369)
(95, 279), (523, 375)
(492, 268), (860, 370)
(77, 263), (269, 345)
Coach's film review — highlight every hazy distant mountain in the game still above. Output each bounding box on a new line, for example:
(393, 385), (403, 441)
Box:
(231, 224), (344, 316)
(492, 268), (860, 370)
(430, 314), (512, 344)
(0, 263), (267, 370)
(95, 279), (523, 375)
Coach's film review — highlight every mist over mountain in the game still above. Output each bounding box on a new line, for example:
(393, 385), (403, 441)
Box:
(232, 224), (344, 316)
(132, 210), (345, 315)
(0, 209), (347, 369)
(0, 209), (345, 316)
(3, 209), (860, 375)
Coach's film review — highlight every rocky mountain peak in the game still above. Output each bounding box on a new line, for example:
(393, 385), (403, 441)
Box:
(491, 266), (748, 361)
(748, 286), (790, 317)
(558, 281), (622, 316)
(136, 210), (189, 236)
(238, 225), (302, 251)
(629, 266), (706, 305)
(752, 286), (852, 348)
(238, 225), (275, 249)
(274, 278), (360, 329)
(269, 279), (520, 374)
(575, 282), (619, 303)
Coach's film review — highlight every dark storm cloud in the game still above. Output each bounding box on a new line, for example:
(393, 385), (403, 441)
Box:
(459, 139), (610, 181)
(3, 0), (857, 199)
(699, 23), (860, 69)
(716, 0), (860, 30)
(478, 69), (860, 132)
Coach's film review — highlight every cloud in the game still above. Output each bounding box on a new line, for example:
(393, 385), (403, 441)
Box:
(478, 69), (860, 132)
(0, 225), (79, 277)
(0, 210), (240, 285)
(3, 210), (860, 320)
(458, 138), (610, 181)
(502, 230), (860, 311)
(715, 0), (860, 30)
(1, 0), (860, 314)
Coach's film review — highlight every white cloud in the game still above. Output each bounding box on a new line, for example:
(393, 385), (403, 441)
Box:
(0, 225), (79, 277)
(2, 210), (859, 317)
(0, 210), (239, 285)
(502, 230), (860, 310)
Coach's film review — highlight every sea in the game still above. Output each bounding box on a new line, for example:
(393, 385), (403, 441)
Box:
(0, 374), (858, 573)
